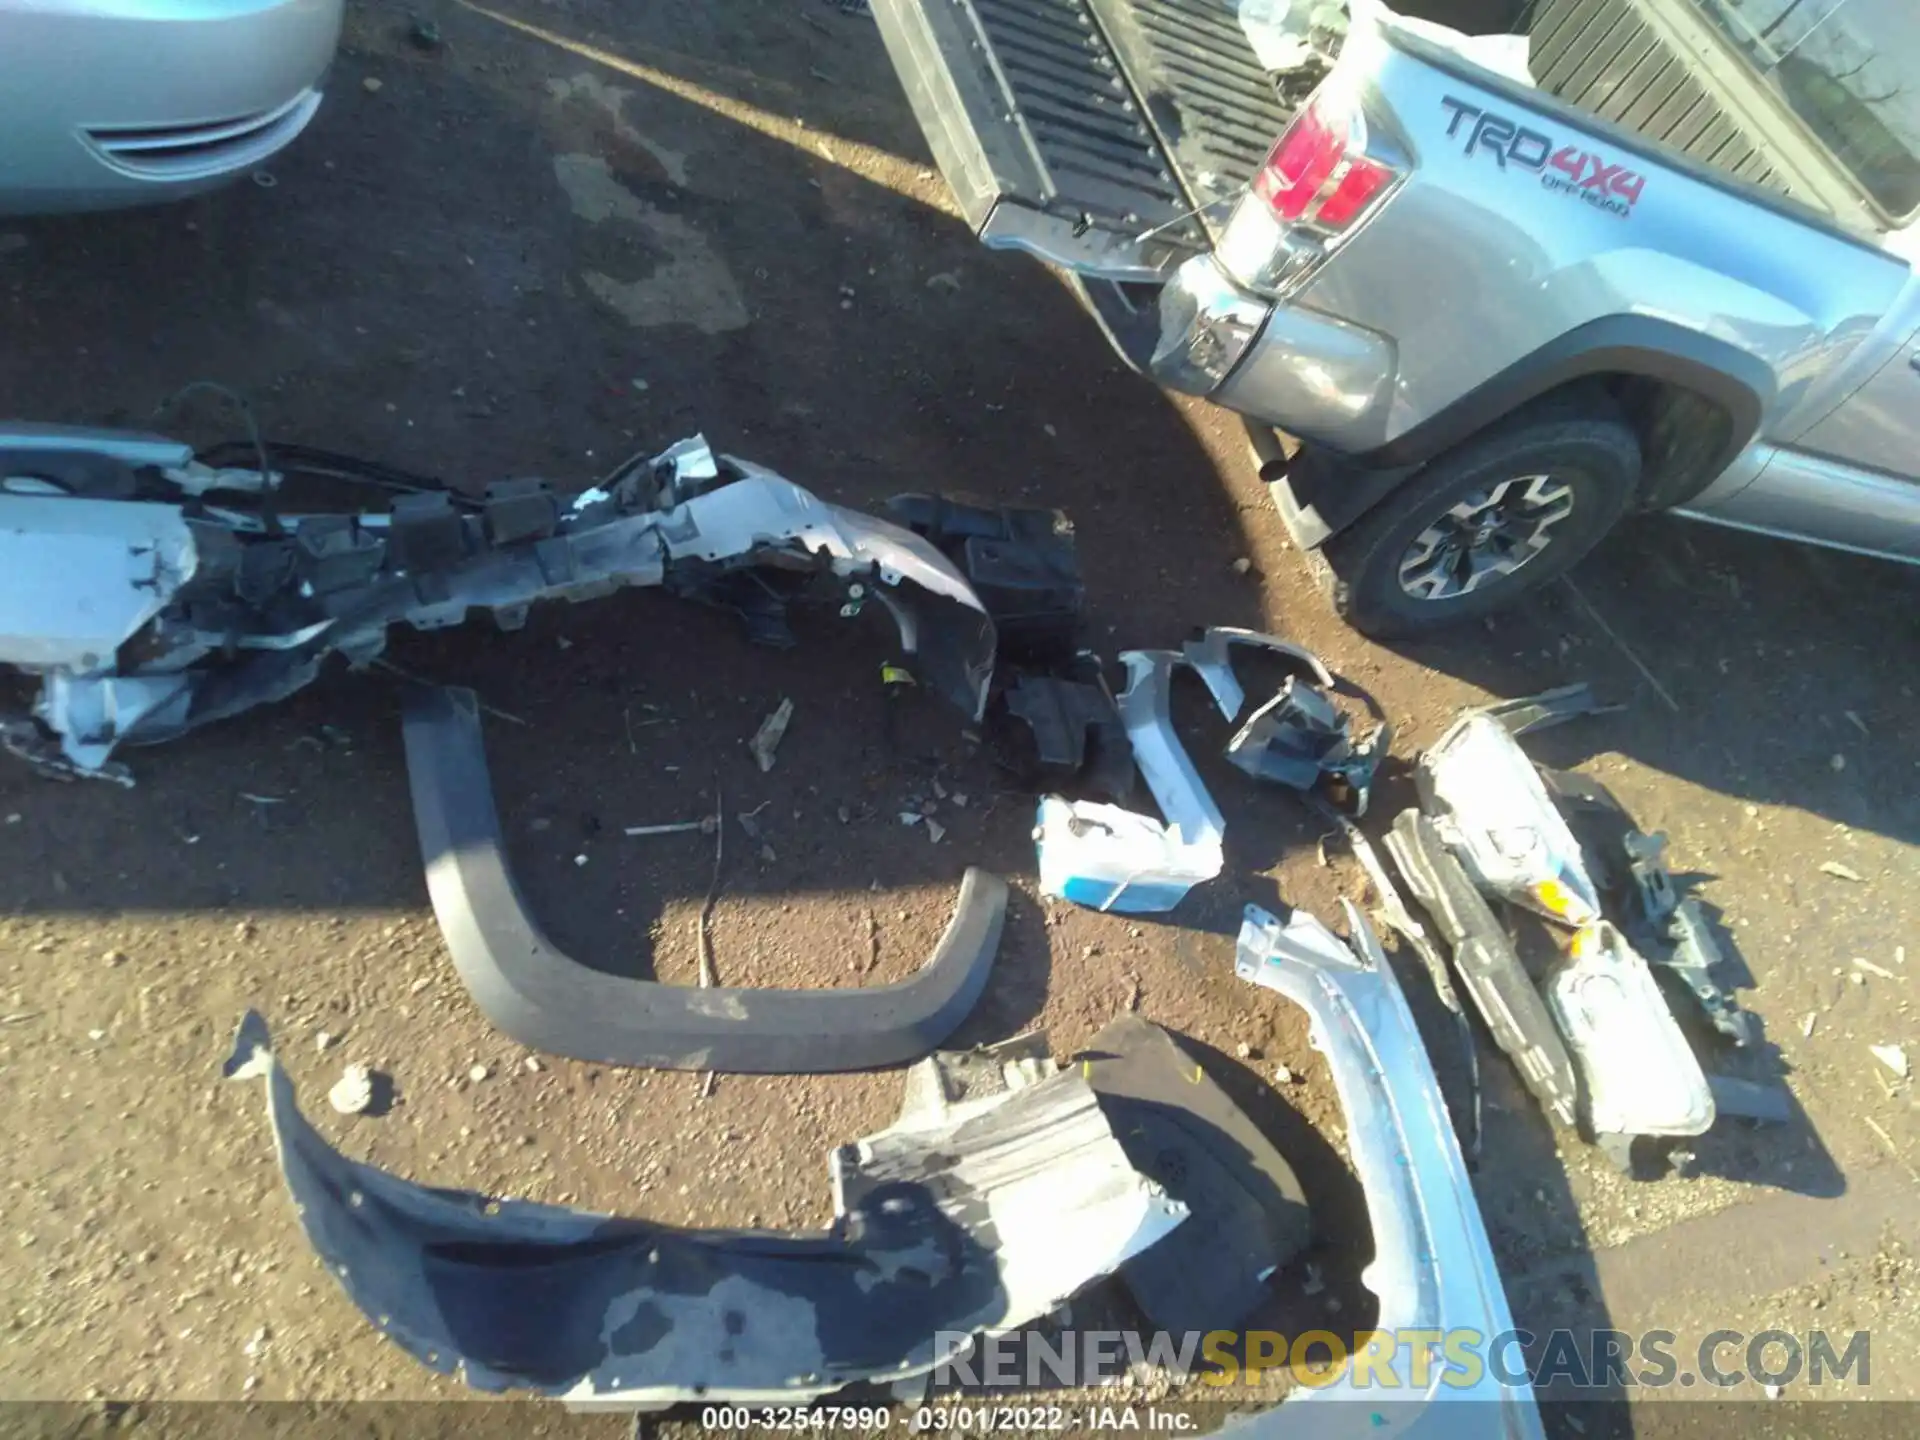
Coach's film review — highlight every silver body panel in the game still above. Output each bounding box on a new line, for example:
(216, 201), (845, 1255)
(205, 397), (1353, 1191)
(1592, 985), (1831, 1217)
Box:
(0, 0), (344, 215)
(1141, 6), (1920, 564)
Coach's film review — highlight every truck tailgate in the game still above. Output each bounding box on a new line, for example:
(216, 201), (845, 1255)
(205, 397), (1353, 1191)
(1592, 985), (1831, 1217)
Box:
(871, 0), (1290, 277)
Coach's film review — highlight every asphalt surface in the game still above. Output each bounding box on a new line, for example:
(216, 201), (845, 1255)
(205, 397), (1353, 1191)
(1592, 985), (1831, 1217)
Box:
(0, 1), (1915, 1433)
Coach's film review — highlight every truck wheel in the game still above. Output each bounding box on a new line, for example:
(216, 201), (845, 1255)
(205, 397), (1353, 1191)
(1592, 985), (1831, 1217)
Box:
(1318, 404), (1641, 638)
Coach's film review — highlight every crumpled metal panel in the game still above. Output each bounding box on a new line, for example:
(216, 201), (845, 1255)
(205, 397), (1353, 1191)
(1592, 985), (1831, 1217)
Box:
(224, 1011), (1186, 1406)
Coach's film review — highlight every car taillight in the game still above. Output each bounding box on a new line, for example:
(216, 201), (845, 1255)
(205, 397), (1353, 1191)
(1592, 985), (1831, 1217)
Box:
(1253, 94), (1397, 234)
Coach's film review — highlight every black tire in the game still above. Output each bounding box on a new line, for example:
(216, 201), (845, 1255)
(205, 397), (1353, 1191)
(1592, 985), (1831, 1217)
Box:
(1318, 399), (1642, 638)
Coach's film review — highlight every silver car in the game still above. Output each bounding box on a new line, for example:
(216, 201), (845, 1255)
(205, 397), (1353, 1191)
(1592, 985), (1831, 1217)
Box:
(0, 0), (344, 216)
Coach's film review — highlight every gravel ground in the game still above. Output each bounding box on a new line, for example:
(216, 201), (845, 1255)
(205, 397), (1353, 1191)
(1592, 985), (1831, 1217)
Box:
(0, 0), (1915, 1430)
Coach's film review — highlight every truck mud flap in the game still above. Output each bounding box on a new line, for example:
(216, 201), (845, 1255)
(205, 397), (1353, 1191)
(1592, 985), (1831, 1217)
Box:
(402, 686), (1006, 1073)
(871, 0), (1289, 278)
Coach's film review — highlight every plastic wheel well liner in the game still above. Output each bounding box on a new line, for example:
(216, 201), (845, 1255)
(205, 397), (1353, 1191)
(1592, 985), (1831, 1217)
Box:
(403, 686), (1007, 1073)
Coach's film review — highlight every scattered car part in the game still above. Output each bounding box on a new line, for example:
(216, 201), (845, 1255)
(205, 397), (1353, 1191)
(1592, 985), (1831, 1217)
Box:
(1181, 626), (1333, 724)
(1314, 801), (1482, 1159)
(1418, 710), (1602, 926)
(225, 1010), (1186, 1406)
(999, 671), (1133, 800)
(1478, 682), (1612, 738)
(1033, 648), (1226, 913)
(1232, 901), (1545, 1440)
(1075, 1015), (1312, 1334)
(1545, 771), (1764, 1051)
(1225, 676), (1388, 815)
(404, 685), (1006, 1072)
(0, 426), (995, 781)
(1663, 898), (1761, 1049)
(1386, 809), (1579, 1130)
(1033, 796), (1220, 915)
(885, 494), (1083, 660)
(1545, 922), (1716, 1146)
(1707, 1074), (1792, 1125)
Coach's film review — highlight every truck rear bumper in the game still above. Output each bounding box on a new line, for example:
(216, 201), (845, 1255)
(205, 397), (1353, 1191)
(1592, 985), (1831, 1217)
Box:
(1146, 256), (1398, 453)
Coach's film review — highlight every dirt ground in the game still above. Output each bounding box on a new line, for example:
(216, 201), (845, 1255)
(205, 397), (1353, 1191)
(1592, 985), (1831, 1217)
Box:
(1, 0), (1916, 1431)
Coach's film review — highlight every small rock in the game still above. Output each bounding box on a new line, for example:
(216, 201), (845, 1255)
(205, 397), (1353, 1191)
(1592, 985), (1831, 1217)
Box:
(524, 1056), (543, 1073)
(328, 1064), (375, 1116)
(1042, 423), (1058, 438)
(573, 854), (589, 867)
(1819, 860), (1865, 883)
(102, 950), (128, 967)
(362, 76), (383, 93)
(1764, 1383), (1783, 1400)
(409, 976), (432, 995)
(1235, 1042), (1253, 1060)
(469, 1064), (490, 1083)
(1870, 1043), (1909, 1079)
(1273, 1064), (1295, 1085)
(243, 1326), (269, 1358)
(88, 1029), (106, 1042)
(952, 793), (968, 808)
(243, 1376), (260, 1394)
(3, 813), (19, 824)
(1830, 753), (1846, 772)
(925, 819), (947, 845)
(234, 921), (256, 940)
(926, 271), (961, 292)
(748, 697), (795, 773)
(407, 16), (443, 50)
(1231, 557), (1253, 575)
(315, 1031), (338, 1052)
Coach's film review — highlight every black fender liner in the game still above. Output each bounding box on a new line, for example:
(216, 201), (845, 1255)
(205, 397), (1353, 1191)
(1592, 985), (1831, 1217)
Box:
(402, 686), (1007, 1073)
(1261, 316), (1774, 547)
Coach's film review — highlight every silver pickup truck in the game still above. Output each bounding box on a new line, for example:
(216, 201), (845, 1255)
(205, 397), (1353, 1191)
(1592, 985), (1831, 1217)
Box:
(871, 0), (1920, 634)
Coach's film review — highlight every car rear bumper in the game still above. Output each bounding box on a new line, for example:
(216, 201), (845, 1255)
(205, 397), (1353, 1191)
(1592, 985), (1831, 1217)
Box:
(1145, 255), (1399, 451)
(0, 0), (343, 215)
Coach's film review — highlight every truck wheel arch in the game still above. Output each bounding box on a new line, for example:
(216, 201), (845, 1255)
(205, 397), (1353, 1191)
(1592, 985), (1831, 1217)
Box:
(1267, 317), (1774, 546)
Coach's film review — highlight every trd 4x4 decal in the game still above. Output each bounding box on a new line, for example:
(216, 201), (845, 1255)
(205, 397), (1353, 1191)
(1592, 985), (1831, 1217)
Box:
(1440, 97), (1644, 216)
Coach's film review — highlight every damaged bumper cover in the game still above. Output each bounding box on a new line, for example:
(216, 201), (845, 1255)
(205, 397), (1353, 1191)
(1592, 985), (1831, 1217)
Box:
(0, 428), (995, 779)
(1034, 648), (1225, 914)
(1232, 902), (1545, 1440)
(224, 1011), (1186, 1406)
(405, 686), (1006, 1073)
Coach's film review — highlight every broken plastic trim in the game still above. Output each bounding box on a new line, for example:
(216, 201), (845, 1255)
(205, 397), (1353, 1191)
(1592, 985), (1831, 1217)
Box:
(0, 429), (997, 779)
(1546, 921), (1716, 1142)
(1418, 712), (1602, 926)
(223, 1011), (1186, 1406)
(1231, 902), (1545, 1440)
(1385, 809), (1579, 1130)
(1033, 648), (1225, 913)
(1182, 626), (1333, 724)
(403, 685), (1006, 1072)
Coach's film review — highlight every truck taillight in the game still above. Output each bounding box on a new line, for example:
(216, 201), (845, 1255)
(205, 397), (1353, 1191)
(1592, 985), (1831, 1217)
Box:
(1253, 94), (1396, 234)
